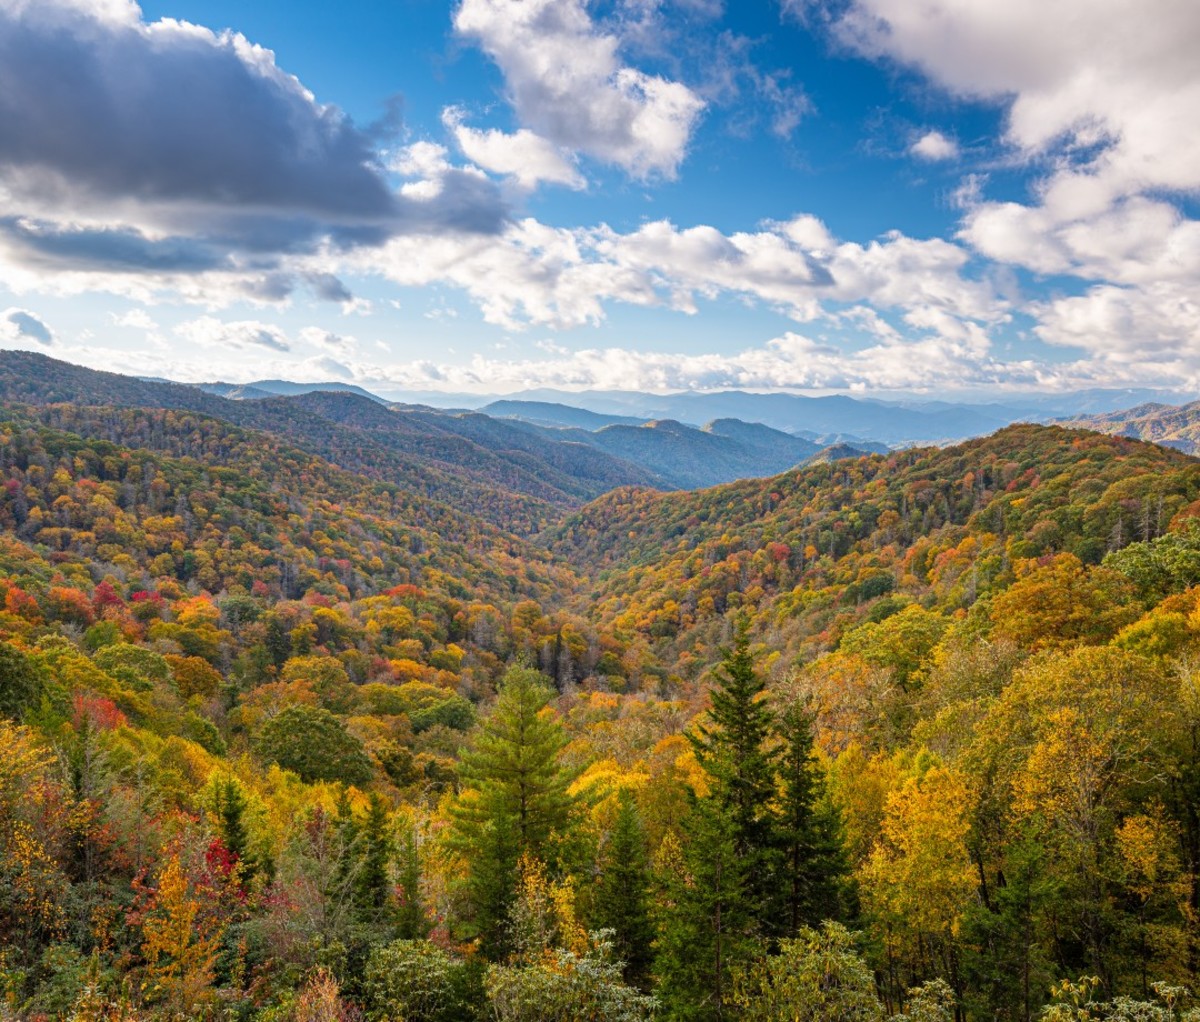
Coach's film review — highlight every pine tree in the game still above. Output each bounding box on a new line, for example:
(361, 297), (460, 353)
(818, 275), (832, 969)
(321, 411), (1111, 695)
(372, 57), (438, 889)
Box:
(355, 794), (393, 926)
(395, 822), (428, 940)
(688, 620), (779, 869)
(447, 666), (575, 956)
(657, 622), (779, 1021)
(655, 795), (757, 1022)
(213, 776), (256, 881)
(773, 700), (846, 936)
(594, 789), (654, 986)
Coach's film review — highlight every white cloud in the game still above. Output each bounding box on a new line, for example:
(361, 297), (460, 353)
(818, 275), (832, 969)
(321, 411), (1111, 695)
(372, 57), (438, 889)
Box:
(443, 108), (586, 191)
(356, 329), (1049, 394)
(816, 0), (1200, 385)
(0, 0), (506, 308)
(0, 306), (54, 347)
(827, 0), (1200, 194)
(351, 212), (1005, 337)
(1033, 281), (1200, 362)
(909, 129), (958, 161)
(299, 326), (357, 353)
(453, 0), (705, 179)
(176, 316), (291, 353)
(111, 308), (158, 331)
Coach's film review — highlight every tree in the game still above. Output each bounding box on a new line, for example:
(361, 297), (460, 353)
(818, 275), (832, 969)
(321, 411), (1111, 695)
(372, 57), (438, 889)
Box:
(657, 624), (779, 1021)
(730, 922), (883, 1022)
(0, 640), (44, 720)
(688, 620), (778, 892)
(446, 666), (576, 955)
(211, 775), (258, 882)
(355, 793), (393, 927)
(593, 789), (654, 986)
(139, 851), (222, 1018)
(773, 699), (846, 936)
(485, 935), (656, 1022)
(253, 705), (373, 785)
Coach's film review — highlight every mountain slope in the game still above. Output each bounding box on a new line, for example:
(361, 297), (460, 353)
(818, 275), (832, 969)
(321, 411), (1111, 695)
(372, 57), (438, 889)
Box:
(1067, 400), (1200, 453)
(546, 424), (1200, 675)
(0, 352), (659, 530)
(479, 399), (645, 430)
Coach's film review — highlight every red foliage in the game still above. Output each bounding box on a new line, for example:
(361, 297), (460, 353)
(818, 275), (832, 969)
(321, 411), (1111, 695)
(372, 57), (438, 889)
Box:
(72, 693), (127, 732)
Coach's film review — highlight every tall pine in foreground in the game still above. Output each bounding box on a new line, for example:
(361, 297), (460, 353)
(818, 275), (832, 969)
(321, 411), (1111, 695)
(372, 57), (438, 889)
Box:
(772, 699), (848, 935)
(657, 622), (779, 1022)
(594, 788), (655, 987)
(447, 666), (576, 957)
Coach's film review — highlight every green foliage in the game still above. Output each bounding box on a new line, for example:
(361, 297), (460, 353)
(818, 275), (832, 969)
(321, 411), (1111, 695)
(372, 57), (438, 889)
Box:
(485, 936), (656, 1022)
(362, 939), (473, 1022)
(1105, 521), (1200, 599)
(253, 705), (373, 785)
(730, 922), (882, 1022)
(447, 666), (576, 955)
(593, 789), (655, 986)
(0, 640), (43, 719)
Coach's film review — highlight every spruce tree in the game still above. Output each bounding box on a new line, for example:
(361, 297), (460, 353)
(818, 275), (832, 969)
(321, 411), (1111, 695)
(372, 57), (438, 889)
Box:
(655, 794), (756, 1022)
(447, 666), (575, 956)
(657, 621), (779, 1021)
(594, 789), (654, 986)
(395, 822), (428, 940)
(355, 793), (393, 926)
(214, 776), (257, 881)
(773, 700), (846, 936)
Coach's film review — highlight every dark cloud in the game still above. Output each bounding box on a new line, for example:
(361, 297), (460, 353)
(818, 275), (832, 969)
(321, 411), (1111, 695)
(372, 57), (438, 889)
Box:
(0, 0), (507, 279)
(304, 272), (355, 304)
(0, 216), (228, 273)
(1, 308), (54, 346)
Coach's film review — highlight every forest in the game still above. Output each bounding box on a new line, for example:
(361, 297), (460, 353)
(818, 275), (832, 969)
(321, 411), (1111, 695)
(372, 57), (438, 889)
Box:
(2, 388), (1200, 1022)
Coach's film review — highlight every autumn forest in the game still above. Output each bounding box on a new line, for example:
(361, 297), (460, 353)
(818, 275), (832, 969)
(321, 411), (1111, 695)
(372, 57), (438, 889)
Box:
(2, 353), (1200, 1022)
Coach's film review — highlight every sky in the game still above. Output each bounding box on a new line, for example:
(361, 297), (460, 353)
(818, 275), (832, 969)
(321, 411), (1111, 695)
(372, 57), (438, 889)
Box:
(0, 0), (1198, 397)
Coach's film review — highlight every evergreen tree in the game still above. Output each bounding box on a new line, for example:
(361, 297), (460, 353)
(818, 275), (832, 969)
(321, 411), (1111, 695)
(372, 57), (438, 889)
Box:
(657, 622), (779, 1021)
(395, 822), (428, 940)
(688, 620), (779, 871)
(355, 794), (393, 926)
(655, 796), (758, 1022)
(447, 666), (575, 956)
(773, 699), (847, 936)
(594, 789), (654, 986)
(213, 776), (257, 882)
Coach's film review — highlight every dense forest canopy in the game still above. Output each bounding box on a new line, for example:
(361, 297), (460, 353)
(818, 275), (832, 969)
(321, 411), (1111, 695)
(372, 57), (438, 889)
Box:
(2, 374), (1200, 1022)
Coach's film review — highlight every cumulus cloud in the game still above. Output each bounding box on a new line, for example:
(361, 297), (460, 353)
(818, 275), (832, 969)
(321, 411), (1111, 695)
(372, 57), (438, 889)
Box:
(453, 0), (705, 179)
(443, 108), (586, 190)
(909, 129), (958, 161)
(0, 0), (507, 299)
(0, 306), (54, 347)
(351, 213), (1005, 340)
(111, 308), (158, 331)
(1033, 281), (1200, 361)
(339, 329), (1046, 394)
(176, 316), (291, 353)
(824, 0), (1200, 192)
(806, 0), (1200, 374)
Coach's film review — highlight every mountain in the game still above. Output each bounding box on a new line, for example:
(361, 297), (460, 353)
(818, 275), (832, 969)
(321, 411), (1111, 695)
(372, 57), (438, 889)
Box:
(804, 442), (875, 464)
(1065, 400), (1200, 454)
(212, 378), (388, 402)
(0, 351), (659, 531)
(479, 399), (646, 430)
(546, 423), (1200, 675)
(5, 386), (1200, 1022)
(703, 417), (821, 458)
(197, 382), (276, 400)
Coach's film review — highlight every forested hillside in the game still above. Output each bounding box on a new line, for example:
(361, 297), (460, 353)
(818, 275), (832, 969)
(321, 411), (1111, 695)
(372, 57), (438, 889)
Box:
(1069, 401), (1200, 455)
(3, 374), (1200, 1022)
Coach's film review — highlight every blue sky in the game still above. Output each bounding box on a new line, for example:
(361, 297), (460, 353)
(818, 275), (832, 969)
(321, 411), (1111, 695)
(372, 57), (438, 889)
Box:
(0, 0), (1197, 396)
